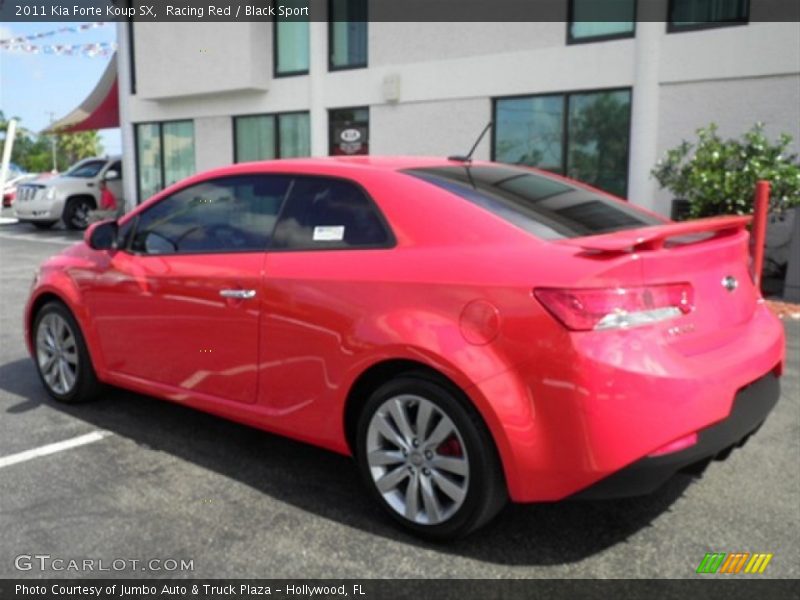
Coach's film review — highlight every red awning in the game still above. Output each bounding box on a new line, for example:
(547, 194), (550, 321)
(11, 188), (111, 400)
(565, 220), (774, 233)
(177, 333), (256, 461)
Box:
(42, 55), (119, 134)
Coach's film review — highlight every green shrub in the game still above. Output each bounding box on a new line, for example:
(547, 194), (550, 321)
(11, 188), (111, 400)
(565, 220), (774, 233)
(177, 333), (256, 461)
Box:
(652, 123), (800, 219)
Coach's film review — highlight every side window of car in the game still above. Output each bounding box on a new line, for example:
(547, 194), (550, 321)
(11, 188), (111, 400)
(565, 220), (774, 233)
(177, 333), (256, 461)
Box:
(128, 175), (291, 255)
(271, 177), (392, 250)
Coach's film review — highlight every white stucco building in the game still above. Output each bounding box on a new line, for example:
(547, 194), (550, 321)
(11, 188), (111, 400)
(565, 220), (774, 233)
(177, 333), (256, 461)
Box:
(113, 1), (800, 215)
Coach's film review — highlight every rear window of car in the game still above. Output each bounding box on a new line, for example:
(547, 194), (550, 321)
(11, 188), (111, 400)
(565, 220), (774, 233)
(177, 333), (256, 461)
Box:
(403, 165), (662, 240)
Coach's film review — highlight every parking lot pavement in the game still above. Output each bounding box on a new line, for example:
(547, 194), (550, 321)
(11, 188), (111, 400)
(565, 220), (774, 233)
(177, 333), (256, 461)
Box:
(0, 220), (798, 580)
(0, 214), (81, 248)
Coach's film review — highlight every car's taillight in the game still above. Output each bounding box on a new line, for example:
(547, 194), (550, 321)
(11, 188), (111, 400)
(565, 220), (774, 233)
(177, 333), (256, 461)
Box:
(534, 283), (694, 331)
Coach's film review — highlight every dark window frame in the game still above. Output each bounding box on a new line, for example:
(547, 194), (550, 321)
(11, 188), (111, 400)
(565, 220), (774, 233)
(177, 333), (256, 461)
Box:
(127, 18), (137, 94)
(232, 111), (311, 163)
(667, 0), (750, 33)
(269, 174), (396, 252)
(123, 174), (293, 257)
(273, 7), (310, 78)
(328, 106), (370, 156)
(133, 119), (194, 205)
(327, 0), (369, 71)
(132, 124), (141, 203)
(566, 0), (637, 44)
(491, 86), (633, 199)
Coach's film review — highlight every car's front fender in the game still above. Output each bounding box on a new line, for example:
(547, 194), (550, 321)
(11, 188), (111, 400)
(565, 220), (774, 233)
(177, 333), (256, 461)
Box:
(25, 253), (108, 378)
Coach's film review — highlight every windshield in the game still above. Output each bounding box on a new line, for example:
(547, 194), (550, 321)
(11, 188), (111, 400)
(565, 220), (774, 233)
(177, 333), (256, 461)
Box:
(403, 165), (663, 240)
(65, 160), (107, 178)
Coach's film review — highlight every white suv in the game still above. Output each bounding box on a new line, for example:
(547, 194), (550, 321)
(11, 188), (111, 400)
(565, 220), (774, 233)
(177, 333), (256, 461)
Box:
(14, 156), (124, 230)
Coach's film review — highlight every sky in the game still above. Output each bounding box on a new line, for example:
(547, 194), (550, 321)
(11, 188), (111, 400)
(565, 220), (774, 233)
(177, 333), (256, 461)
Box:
(0, 21), (122, 157)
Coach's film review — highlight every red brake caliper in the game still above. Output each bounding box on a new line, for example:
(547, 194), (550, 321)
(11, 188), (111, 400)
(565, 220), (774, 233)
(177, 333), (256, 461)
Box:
(437, 435), (463, 457)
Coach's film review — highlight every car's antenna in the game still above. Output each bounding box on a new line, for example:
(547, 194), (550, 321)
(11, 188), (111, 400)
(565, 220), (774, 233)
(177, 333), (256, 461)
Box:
(447, 122), (493, 163)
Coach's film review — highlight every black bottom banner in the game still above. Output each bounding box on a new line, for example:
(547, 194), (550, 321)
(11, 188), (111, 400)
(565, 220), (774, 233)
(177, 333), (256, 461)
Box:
(1, 579), (798, 600)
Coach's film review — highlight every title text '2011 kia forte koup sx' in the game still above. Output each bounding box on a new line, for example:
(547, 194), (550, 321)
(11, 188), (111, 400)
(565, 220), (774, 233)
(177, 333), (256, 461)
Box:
(24, 157), (784, 540)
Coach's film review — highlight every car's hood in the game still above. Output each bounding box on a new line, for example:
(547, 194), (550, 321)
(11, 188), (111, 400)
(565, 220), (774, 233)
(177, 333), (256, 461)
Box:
(39, 175), (82, 187)
(20, 174), (83, 189)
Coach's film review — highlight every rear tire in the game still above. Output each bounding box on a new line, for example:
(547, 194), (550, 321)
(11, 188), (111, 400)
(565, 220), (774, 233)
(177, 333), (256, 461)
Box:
(63, 197), (94, 230)
(33, 301), (102, 403)
(356, 374), (507, 540)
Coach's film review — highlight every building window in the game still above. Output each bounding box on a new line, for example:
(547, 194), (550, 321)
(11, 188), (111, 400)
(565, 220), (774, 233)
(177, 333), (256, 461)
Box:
(568, 0), (635, 43)
(163, 122), (195, 187)
(135, 121), (195, 201)
(493, 89), (632, 198)
(668, 0), (749, 32)
(279, 113), (312, 157)
(274, 0), (310, 76)
(234, 112), (311, 163)
(235, 115), (276, 163)
(329, 107), (369, 156)
(329, 0), (368, 70)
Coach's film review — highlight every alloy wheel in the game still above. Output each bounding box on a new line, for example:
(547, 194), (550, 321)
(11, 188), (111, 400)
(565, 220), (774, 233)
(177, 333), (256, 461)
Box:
(366, 394), (470, 525)
(71, 200), (91, 229)
(36, 312), (79, 395)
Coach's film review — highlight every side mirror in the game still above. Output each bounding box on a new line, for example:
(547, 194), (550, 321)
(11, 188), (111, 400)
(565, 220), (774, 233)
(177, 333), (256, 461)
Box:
(85, 219), (118, 251)
(104, 169), (120, 180)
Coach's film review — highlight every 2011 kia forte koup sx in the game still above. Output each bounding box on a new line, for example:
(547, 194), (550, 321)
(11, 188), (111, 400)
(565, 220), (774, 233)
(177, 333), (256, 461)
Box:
(25, 158), (784, 540)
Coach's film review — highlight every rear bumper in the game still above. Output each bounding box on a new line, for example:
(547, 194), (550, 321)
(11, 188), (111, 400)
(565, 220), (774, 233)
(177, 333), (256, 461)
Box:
(572, 373), (780, 499)
(473, 304), (785, 503)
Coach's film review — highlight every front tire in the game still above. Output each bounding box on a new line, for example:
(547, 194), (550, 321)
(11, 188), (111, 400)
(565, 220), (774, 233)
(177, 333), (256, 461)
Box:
(33, 302), (102, 403)
(356, 374), (507, 540)
(63, 197), (94, 230)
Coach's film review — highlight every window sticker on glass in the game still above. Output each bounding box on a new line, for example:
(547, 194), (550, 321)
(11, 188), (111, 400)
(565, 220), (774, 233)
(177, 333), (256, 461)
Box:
(313, 225), (345, 241)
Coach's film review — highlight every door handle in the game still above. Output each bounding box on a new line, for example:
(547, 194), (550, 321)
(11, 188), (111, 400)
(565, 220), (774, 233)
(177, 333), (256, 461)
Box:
(219, 289), (256, 299)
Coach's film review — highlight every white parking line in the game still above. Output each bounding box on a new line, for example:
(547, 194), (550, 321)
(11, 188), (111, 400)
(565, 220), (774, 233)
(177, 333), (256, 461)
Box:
(0, 431), (111, 469)
(0, 232), (76, 245)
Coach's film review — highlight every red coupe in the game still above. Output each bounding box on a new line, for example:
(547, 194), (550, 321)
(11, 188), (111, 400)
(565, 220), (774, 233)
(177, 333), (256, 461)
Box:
(24, 157), (784, 539)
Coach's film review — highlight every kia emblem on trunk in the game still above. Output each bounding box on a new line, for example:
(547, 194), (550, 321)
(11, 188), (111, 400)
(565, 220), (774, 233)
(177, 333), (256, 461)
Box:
(722, 275), (739, 292)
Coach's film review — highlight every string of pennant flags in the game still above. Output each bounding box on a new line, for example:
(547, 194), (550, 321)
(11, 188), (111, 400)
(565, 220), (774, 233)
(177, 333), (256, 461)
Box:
(1, 41), (117, 58)
(0, 22), (114, 57)
(0, 22), (109, 47)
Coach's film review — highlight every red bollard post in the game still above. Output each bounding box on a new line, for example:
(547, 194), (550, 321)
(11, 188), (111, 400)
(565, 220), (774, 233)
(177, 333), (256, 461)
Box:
(750, 180), (770, 289)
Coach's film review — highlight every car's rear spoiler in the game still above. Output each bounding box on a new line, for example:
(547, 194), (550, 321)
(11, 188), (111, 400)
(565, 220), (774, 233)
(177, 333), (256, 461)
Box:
(559, 215), (752, 253)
